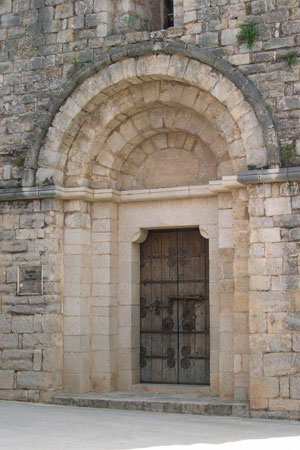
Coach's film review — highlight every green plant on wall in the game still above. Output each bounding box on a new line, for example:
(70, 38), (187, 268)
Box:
(15, 155), (25, 168)
(67, 60), (85, 77)
(281, 142), (296, 166)
(237, 21), (259, 49)
(71, 60), (85, 69)
(283, 51), (298, 68)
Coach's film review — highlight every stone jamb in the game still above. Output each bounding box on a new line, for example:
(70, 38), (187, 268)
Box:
(90, 202), (118, 393)
(218, 192), (234, 398)
(232, 188), (250, 402)
(63, 200), (92, 394)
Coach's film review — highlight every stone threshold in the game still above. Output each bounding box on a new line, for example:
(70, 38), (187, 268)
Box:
(53, 391), (249, 418)
(132, 383), (210, 395)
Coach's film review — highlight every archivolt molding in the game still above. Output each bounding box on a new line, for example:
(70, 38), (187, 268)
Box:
(23, 41), (280, 187)
(63, 85), (246, 189)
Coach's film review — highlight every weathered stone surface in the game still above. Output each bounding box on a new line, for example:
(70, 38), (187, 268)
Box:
(20, 213), (45, 229)
(53, 392), (249, 418)
(0, 334), (18, 349)
(264, 198), (291, 216)
(17, 371), (60, 390)
(0, 240), (27, 253)
(12, 316), (34, 334)
(0, 370), (14, 389)
(250, 334), (291, 353)
(2, 350), (33, 370)
(263, 353), (296, 376)
(0, 315), (11, 333)
(292, 334), (300, 352)
(251, 377), (279, 401)
(290, 377), (300, 399)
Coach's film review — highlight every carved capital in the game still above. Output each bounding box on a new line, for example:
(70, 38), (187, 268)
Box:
(199, 226), (209, 240)
(131, 228), (148, 244)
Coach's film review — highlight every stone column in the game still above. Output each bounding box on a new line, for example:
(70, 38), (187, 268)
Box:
(91, 202), (118, 392)
(232, 188), (250, 401)
(63, 200), (91, 394)
(218, 192), (234, 398)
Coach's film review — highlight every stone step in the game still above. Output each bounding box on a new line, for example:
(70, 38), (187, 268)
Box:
(53, 392), (249, 418)
(132, 383), (210, 395)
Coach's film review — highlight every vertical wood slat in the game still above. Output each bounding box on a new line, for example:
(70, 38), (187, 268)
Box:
(140, 229), (209, 385)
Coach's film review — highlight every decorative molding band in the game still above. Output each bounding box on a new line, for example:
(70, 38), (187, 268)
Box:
(237, 167), (300, 184)
(0, 177), (244, 203)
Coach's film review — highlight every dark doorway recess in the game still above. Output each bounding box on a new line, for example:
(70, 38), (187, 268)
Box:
(164, 0), (174, 29)
(140, 229), (210, 385)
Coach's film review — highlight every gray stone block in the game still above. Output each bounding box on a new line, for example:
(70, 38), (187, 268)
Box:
(1, 13), (21, 28)
(39, 7), (54, 22)
(20, 213), (45, 228)
(75, 0), (93, 15)
(0, 315), (11, 333)
(0, 370), (14, 389)
(196, 32), (218, 47)
(12, 316), (34, 334)
(0, 240), (27, 253)
(0, 0), (12, 14)
(0, 334), (18, 349)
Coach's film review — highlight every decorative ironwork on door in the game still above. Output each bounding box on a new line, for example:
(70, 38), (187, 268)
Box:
(140, 229), (209, 385)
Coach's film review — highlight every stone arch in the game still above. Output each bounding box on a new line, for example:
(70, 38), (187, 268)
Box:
(24, 41), (280, 187)
(61, 79), (245, 189)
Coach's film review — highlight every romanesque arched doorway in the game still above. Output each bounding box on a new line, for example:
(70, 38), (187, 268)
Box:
(28, 44), (279, 399)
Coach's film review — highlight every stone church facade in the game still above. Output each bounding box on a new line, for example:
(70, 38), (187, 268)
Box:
(0, 0), (300, 419)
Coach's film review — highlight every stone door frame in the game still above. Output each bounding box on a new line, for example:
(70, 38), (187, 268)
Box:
(116, 196), (219, 394)
(62, 181), (239, 397)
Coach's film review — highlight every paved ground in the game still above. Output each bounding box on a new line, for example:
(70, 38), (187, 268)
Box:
(0, 401), (299, 450)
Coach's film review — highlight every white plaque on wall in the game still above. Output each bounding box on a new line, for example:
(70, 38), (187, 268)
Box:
(17, 266), (43, 295)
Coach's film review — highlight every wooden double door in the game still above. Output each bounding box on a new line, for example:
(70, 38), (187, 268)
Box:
(140, 229), (209, 385)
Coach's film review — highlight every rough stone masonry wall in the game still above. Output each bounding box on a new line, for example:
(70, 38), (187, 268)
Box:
(114, 0), (162, 32)
(182, 0), (300, 153)
(1, 0), (300, 187)
(0, 198), (64, 402)
(248, 180), (300, 420)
